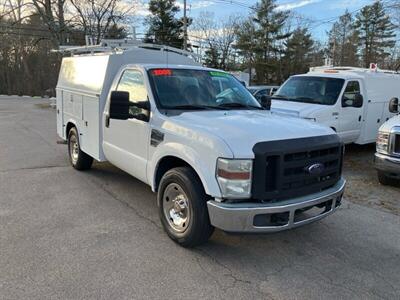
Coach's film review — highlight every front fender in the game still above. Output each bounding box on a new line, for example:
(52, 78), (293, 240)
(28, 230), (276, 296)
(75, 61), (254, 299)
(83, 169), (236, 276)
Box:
(148, 142), (223, 198)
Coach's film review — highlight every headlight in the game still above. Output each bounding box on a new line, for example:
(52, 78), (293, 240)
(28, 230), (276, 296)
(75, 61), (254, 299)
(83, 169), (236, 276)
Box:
(376, 132), (389, 153)
(216, 158), (252, 199)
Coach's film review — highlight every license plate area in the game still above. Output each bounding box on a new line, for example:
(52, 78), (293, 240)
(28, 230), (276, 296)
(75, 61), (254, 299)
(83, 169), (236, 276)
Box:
(293, 199), (333, 223)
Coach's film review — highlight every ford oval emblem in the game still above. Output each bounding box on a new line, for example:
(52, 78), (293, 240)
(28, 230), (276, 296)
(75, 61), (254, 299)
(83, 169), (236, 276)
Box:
(306, 163), (325, 175)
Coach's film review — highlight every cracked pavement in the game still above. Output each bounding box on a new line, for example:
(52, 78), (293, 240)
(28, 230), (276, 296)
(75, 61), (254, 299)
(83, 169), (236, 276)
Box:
(1, 96), (399, 299)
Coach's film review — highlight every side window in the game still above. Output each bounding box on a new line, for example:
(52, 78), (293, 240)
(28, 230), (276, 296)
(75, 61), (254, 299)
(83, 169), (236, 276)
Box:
(343, 81), (360, 106)
(117, 70), (148, 116)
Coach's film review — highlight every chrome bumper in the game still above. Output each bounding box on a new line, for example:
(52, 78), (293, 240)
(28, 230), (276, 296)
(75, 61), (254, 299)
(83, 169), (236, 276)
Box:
(207, 178), (346, 233)
(374, 153), (400, 175)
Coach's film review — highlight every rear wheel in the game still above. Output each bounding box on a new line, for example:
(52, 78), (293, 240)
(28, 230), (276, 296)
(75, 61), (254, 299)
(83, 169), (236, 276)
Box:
(68, 127), (93, 170)
(158, 167), (214, 247)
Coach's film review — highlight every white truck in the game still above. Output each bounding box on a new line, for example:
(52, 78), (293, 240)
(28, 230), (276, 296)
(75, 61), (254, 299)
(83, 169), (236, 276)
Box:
(375, 98), (400, 185)
(271, 66), (400, 144)
(56, 43), (345, 247)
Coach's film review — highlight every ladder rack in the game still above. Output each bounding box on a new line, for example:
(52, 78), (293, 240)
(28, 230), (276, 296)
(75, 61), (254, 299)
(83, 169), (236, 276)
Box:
(53, 39), (200, 61)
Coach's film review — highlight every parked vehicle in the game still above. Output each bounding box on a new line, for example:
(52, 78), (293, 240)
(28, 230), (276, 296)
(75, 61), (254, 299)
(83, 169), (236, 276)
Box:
(248, 85), (279, 102)
(375, 98), (400, 185)
(271, 66), (400, 144)
(56, 42), (345, 247)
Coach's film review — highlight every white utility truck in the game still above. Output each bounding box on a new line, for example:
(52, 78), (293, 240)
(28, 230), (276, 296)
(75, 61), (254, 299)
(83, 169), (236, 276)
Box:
(56, 42), (345, 247)
(271, 66), (400, 144)
(375, 98), (400, 185)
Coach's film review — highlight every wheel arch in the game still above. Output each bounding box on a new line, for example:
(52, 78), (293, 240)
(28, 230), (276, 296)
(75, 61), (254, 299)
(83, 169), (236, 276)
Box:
(65, 120), (79, 138)
(154, 156), (197, 191)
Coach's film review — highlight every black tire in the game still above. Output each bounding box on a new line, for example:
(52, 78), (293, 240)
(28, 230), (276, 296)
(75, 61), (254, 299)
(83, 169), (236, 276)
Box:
(67, 127), (93, 170)
(377, 171), (397, 186)
(157, 167), (214, 247)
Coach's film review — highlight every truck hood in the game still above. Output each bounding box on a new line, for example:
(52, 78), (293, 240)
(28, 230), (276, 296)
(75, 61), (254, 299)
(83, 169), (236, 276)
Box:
(379, 114), (400, 133)
(271, 100), (324, 118)
(168, 110), (335, 158)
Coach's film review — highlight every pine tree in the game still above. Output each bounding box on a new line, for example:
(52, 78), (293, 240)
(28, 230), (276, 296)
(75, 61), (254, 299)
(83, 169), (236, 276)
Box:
(236, 0), (290, 84)
(144, 0), (187, 49)
(354, 1), (396, 68)
(104, 24), (128, 39)
(203, 47), (220, 69)
(283, 28), (314, 78)
(328, 11), (359, 66)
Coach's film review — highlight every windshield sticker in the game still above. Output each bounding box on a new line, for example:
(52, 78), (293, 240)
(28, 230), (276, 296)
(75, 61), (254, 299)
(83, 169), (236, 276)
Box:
(209, 71), (229, 77)
(152, 69), (172, 76)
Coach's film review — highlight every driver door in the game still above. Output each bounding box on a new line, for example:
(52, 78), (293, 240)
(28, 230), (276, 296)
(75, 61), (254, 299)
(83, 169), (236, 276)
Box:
(338, 80), (364, 143)
(103, 69), (150, 183)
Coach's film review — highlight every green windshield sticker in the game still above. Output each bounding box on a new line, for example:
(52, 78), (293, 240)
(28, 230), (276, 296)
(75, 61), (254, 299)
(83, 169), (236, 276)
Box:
(209, 71), (229, 77)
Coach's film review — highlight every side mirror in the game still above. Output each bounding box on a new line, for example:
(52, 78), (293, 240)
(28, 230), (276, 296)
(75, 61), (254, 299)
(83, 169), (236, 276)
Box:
(109, 91), (151, 122)
(134, 101), (151, 111)
(342, 93), (363, 108)
(353, 93), (363, 108)
(260, 95), (272, 110)
(110, 91), (130, 120)
(389, 97), (399, 114)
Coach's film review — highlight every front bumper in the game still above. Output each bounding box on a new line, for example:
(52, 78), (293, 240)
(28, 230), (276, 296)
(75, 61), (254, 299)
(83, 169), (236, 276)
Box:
(207, 178), (345, 233)
(374, 152), (400, 175)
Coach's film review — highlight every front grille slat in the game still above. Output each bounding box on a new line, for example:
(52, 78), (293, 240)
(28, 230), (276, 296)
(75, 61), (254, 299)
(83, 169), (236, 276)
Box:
(282, 167), (339, 184)
(252, 135), (343, 202)
(395, 134), (400, 154)
(283, 154), (339, 168)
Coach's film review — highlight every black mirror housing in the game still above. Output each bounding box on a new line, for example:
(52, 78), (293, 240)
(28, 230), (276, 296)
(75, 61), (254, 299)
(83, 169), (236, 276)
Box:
(109, 91), (151, 122)
(353, 93), (363, 108)
(343, 93), (363, 108)
(134, 101), (151, 111)
(260, 95), (272, 110)
(389, 97), (399, 114)
(109, 91), (130, 120)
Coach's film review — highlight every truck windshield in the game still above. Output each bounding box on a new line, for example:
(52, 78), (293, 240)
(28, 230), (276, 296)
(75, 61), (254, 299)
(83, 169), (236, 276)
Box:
(274, 76), (345, 105)
(148, 68), (261, 110)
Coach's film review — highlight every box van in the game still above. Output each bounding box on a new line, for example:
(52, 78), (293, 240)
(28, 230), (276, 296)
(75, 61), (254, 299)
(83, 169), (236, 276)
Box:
(56, 42), (345, 247)
(271, 66), (400, 144)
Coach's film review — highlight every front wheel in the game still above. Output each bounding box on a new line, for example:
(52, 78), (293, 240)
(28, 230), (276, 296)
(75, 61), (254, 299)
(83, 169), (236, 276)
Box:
(158, 167), (214, 247)
(68, 127), (93, 170)
(377, 171), (398, 186)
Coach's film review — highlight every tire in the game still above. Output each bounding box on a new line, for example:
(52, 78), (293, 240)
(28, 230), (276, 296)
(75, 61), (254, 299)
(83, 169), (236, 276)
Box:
(157, 167), (214, 247)
(67, 127), (93, 170)
(377, 171), (397, 186)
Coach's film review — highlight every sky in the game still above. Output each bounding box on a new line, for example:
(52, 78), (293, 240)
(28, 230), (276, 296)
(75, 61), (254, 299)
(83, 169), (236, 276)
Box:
(134, 0), (377, 42)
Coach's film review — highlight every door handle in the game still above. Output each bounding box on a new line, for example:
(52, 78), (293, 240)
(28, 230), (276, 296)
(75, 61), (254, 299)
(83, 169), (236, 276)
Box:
(358, 116), (362, 122)
(332, 112), (339, 116)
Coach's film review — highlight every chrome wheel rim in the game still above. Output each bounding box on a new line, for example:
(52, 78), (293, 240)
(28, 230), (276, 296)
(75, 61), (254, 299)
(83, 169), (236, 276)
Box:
(163, 183), (190, 233)
(69, 135), (79, 164)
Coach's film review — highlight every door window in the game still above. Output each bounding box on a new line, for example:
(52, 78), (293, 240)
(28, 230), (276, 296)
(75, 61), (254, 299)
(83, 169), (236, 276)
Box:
(342, 81), (360, 107)
(117, 70), (148, 116)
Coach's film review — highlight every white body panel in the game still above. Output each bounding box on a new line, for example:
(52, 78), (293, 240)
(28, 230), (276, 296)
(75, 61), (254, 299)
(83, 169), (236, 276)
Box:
(271, 67), (400, 144)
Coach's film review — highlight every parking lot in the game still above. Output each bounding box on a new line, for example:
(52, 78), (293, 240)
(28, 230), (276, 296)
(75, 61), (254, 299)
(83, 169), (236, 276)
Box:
(1, 96), (399, 299)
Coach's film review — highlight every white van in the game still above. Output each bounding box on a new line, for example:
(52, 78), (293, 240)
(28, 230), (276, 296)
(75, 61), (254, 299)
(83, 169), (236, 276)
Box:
(271, 66), (400, 144)
(56, 42), (345, 247)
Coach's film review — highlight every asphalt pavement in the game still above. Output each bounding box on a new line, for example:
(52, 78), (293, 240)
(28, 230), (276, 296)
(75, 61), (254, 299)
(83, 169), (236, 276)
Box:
(1, 96), (399, 300)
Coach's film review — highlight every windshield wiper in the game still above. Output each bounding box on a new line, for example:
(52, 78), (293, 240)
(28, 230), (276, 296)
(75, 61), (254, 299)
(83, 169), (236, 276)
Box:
(217, 102), (264, 110)
(292, 97), (319, 104)
(272, 94), (290, 100)
(166, 104), (227, 110)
